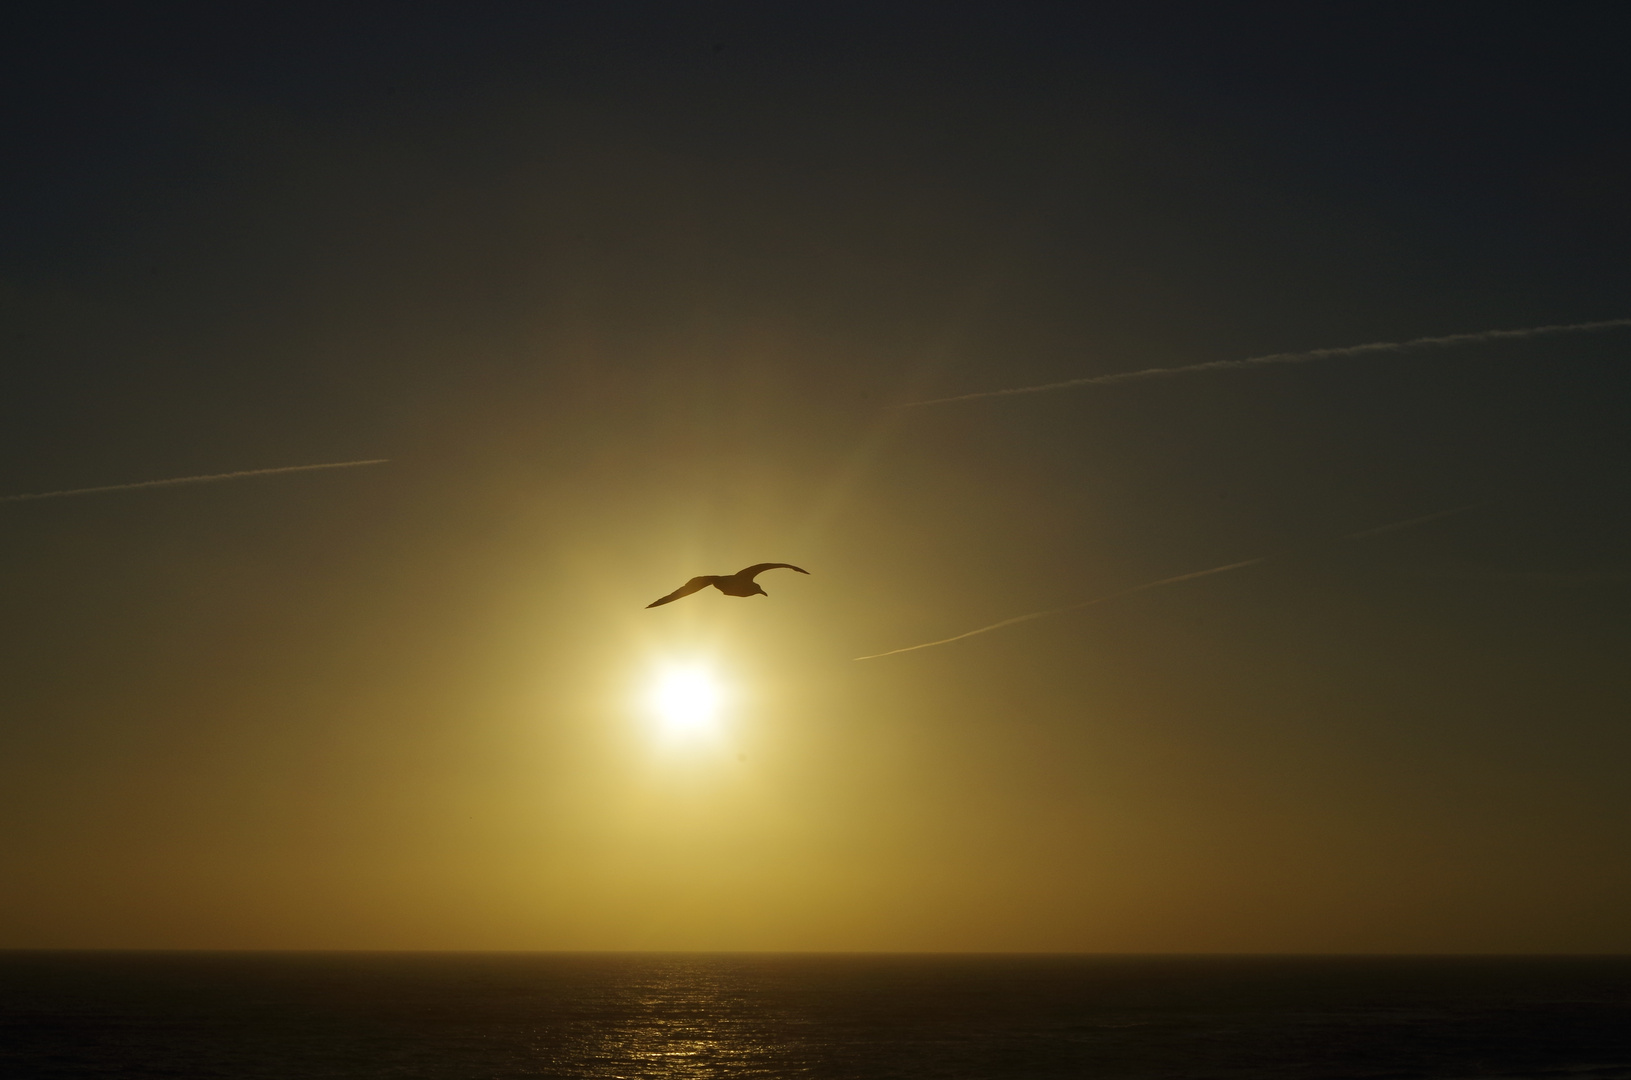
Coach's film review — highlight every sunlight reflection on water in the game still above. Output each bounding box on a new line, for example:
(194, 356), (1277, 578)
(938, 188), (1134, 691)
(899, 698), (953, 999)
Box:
(546, 961), (798, 1077)
(4, 953), (1631, 1079)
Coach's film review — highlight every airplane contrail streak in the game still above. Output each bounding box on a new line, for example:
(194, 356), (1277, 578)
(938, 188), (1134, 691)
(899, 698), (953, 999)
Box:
(854, 558), (1267, 660)
(855, 501), (1488, 660)
(0, 459), (390, 503)
(904, 318), (1631, 407)
(1345, 502), (1483, 539)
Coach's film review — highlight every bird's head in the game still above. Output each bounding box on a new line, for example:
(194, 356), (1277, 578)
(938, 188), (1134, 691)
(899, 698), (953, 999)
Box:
(752, 584), (768, 597)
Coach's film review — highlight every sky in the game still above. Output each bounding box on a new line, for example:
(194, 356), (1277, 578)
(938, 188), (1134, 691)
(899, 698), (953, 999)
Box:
(2, 2), (1629, 953)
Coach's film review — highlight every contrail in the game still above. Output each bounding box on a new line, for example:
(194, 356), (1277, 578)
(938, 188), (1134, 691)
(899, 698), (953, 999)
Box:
(905, 318), (1631, 407)
(855, 502), (1486, 660)
(0, 459), (390, 503)
(855, 558), (1266, 660)
(1346, 502), (1482, 539)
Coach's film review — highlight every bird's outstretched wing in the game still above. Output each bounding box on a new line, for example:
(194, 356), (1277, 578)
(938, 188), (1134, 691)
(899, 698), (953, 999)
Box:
(647, 576), (719, 608)
(736, 563), (810, 580)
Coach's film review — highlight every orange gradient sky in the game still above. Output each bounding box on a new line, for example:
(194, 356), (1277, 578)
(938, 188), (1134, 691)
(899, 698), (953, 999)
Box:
(2, 5), (1629, 953)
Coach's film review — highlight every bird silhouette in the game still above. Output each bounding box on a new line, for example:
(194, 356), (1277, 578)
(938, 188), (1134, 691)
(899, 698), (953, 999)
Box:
(646, 563), (810, 607)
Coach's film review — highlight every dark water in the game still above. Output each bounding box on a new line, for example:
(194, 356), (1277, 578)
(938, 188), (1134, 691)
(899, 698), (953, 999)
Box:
(3, 953), (1630, 1079)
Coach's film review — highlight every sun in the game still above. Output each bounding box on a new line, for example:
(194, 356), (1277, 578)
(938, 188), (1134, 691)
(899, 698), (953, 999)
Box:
(647, 664), (725, 738)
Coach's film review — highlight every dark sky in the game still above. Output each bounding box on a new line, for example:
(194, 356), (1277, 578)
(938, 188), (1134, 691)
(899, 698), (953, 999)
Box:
(2, 2), (1628, 951)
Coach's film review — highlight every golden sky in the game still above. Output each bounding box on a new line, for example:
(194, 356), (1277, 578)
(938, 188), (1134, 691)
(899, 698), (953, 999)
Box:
(2, 6), (1629, 952)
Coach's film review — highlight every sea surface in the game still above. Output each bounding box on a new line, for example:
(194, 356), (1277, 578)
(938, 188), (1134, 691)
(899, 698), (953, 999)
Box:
(2, 953), (1629, 1079)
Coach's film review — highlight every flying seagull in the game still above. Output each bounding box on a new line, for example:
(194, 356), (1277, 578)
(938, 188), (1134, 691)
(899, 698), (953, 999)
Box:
(647, 563), (810, 607)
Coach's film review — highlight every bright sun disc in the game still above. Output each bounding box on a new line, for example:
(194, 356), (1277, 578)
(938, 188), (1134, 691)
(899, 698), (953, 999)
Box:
(650, 666), (723, 736)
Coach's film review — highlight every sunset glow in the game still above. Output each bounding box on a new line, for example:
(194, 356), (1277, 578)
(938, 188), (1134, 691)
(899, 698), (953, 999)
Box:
(4, 5), (1629, 969)
(647, 664), (725, 740)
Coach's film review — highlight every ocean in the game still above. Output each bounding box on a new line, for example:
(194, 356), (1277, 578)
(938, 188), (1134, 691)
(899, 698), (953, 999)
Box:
(2, 953), (1629, 1078)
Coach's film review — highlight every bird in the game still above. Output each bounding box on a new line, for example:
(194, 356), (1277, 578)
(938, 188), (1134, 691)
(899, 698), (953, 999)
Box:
(646, 563), (810, 607)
